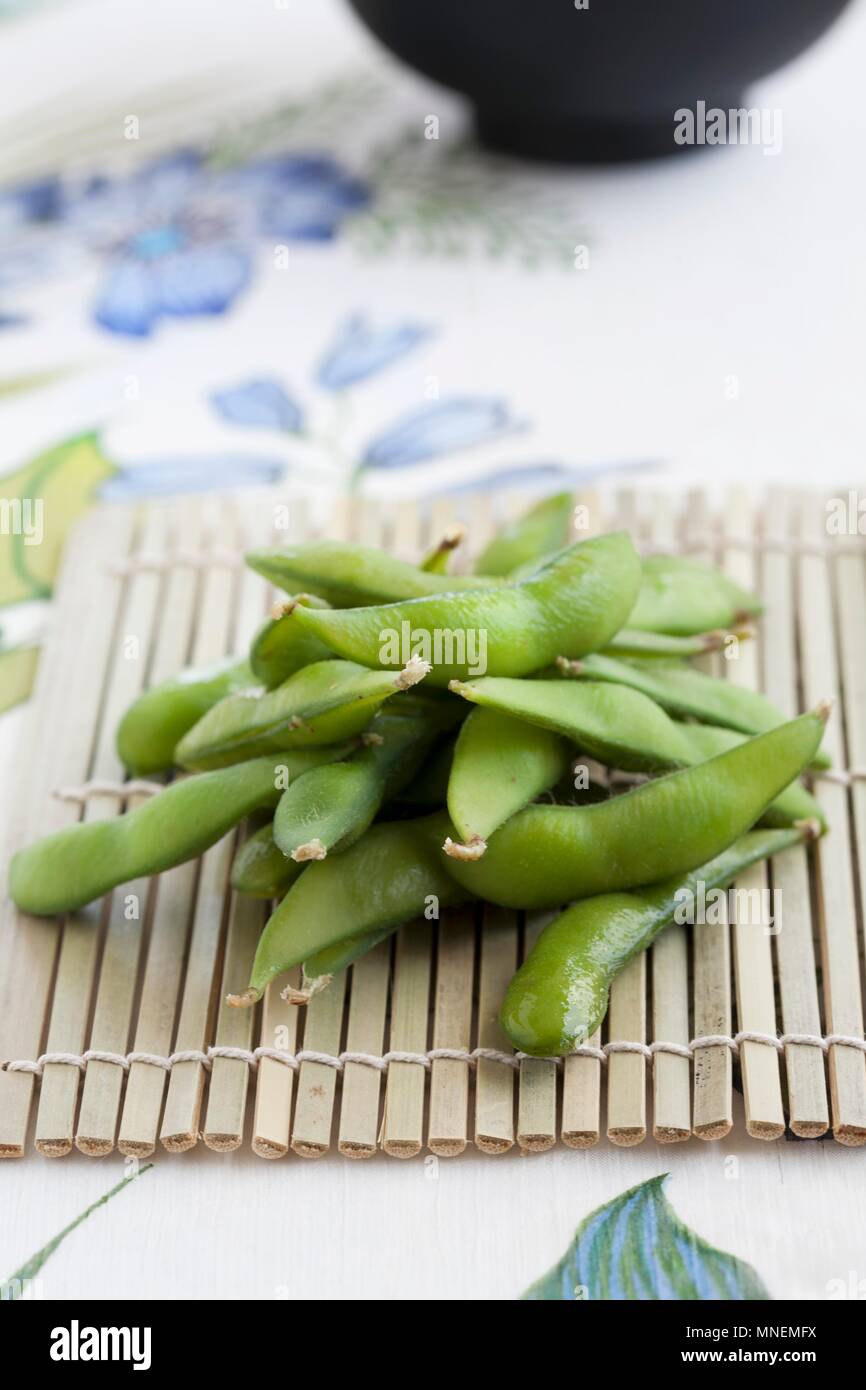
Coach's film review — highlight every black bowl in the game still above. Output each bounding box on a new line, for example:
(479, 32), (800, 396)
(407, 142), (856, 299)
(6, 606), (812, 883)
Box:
(347, 0), (853, 162)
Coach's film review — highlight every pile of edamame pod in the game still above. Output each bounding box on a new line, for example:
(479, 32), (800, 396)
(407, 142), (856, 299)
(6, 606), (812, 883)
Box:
(9, 494), (830, 1057)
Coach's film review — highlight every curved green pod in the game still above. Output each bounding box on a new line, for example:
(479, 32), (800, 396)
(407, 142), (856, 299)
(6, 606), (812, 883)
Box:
(245, 539), (496, 607)
(564, 652), (831, 769)
(474, 492), (573, 577)
(602, 627), (741, 660)
(449, 675), (824, 828)
(176, 657), (428, 770)
(501, 825), (810, 1056)
(230, 821), (302, 899)
(628, 554), (763, 635)
(445, 707), (571, 857)
(116, 657), (254, 775)
(427, 707), (827, 909)
(9, 750), (343, 917)
(249, 593), (333, 688)
(235, 820), (473, 1003)
(288, 532), (642, 687)
(273, 712), (434, 860)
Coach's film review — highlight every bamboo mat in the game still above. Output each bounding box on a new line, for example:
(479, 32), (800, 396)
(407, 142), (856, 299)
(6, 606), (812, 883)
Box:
(1, 486), (865, 1159)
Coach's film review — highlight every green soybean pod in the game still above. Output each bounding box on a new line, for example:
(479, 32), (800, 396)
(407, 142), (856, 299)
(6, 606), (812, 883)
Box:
(230, 821), (302, 899)
(232, 820), (473, 1005)
(501, 823), (813, 1056)
(444, 707), (572, 859)
(249, 593), (334, 688)
(602, 627), (746, 660)
(245, 539), (496, 607)
(9, 749), (343, 917)
(449, 675), (824, 829)
(563, 652), (831, 769)
(427, 705), (828, 909)
(176, 656), (428, 770)
(116, 657), (254, 775)
(473, 492), (573, 577)
(273, 713), (433, 861)
(628, 554), (763, 635)
(288, 532), (642, 687)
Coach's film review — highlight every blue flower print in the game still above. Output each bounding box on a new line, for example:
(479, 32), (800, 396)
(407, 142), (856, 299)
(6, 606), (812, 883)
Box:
(211, 378), (303, 432)
(99, 453), (285, 500)
(244, 155), (369, 242)
(362, 397), (523, 470)
(68, 153), (253, 337)
(316, 314), (431, 391)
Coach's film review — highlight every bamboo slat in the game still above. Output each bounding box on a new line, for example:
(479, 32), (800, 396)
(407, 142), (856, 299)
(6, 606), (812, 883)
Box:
(688, 490), (733, 1140)
(605, 490), (646, 1147)
(797, 493), (866, 1144)
(338, 940), (392, 1158)
(648, 491), (691, 1143)
(475, 906), (518, 1154)
(203, 891), (265, 1151)
(252, 970), (301, 1160)
(560, 488), (603, 1150)
(516, 912), (558, 1153)
(723, 490), (785, 1140)
(382, 922), (433, 1158)
(762, 491), (828, 1138)
(428, 909), (475, 1156)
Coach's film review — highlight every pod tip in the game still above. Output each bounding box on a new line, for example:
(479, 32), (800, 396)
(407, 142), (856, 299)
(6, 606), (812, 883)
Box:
(795, 816), (823, 842)
(448, 678), (472, 697)
(395, 656), (431, 689)
(291, 838), (327, 863)
(226, 988), (260, 1009)
(814, 697), (833, 725)
(283, 973), (332, 1005)
(443, 834), (487, 861)
(555, 656), (582, 676)
(361, 730), (384, 747)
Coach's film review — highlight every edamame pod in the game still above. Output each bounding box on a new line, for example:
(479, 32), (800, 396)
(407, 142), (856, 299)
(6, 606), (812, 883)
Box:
(176, 657), (428, 770)
(246, 539), (495, 607)
(230, 821), (302, 899)
(474, 492), (572, 577)
(9, 749), (344, 916)
(116, 657), (254, 775)
(288, 532), (642, 686)
(501, 824), (812, 1055)
(444, 707), (572, 858)
(233, 820), (472, 1004)
(602, 627), (746, 660)
(449, 675), (824, 828)
(628, 554), (763, 635)
(427, 706), (828, 909)
(273, 712), (434, 860)
(249, 593), (333, 688)
(562, 652), (831, 769)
